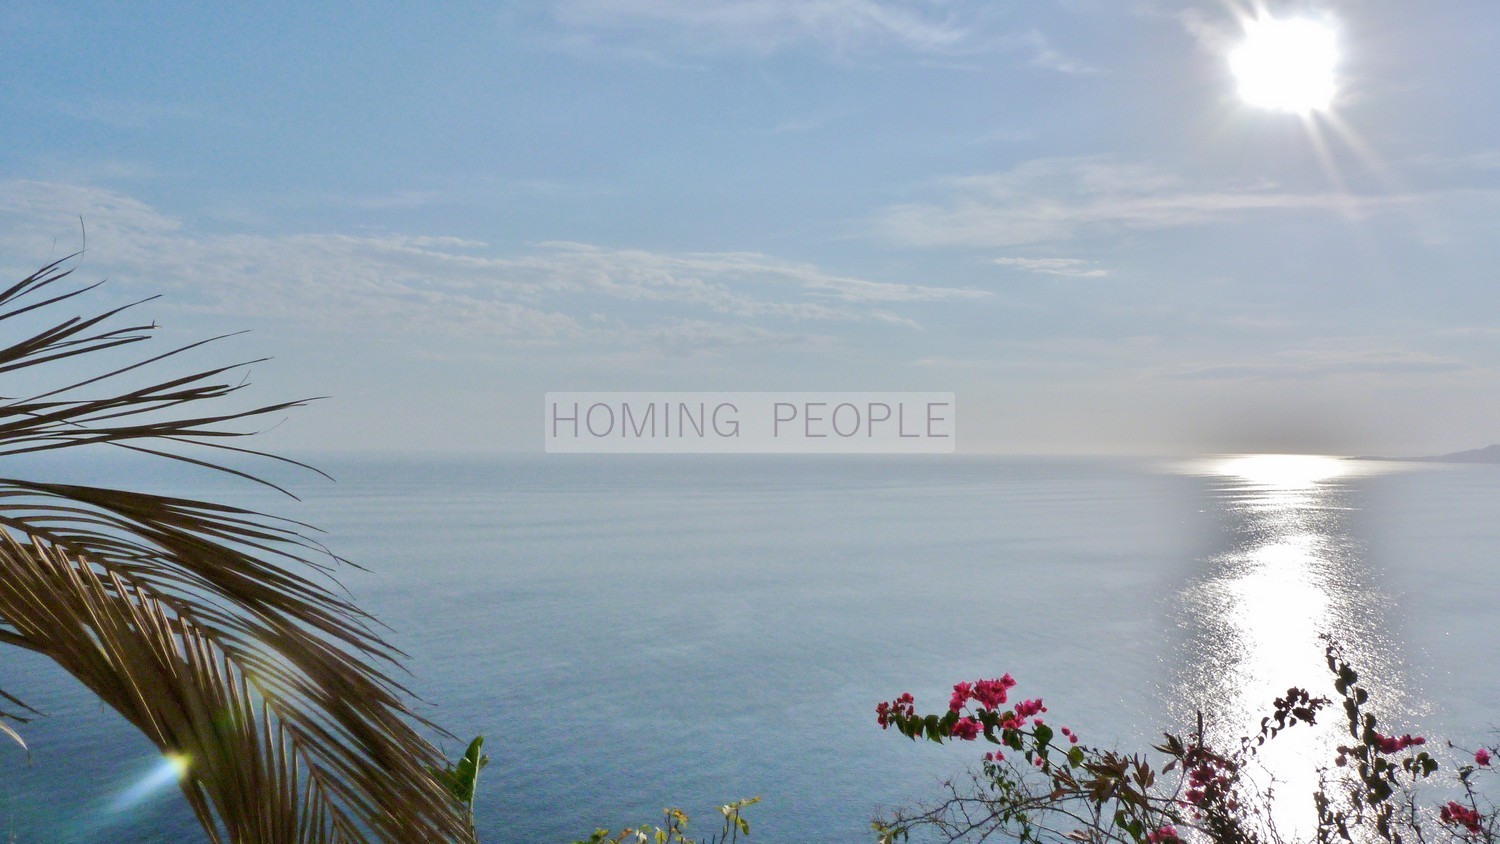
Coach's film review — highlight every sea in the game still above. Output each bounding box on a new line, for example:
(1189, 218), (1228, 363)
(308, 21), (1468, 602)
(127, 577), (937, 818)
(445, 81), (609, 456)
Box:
(1, 454), (1498, 843)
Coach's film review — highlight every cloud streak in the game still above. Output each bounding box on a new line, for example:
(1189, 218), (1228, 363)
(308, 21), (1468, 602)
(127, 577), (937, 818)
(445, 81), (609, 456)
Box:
(876, 156), (1424, 248)
(993, 256), (1107, 277)
(541, 0), (1095, 70)
(0, 181), (985, 351)
(1155, 349), (1474, 381)
(548, 0), (976, 55)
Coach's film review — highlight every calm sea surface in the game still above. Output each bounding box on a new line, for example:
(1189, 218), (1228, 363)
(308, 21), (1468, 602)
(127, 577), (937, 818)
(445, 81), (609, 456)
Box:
(2, 455), (1498, 842)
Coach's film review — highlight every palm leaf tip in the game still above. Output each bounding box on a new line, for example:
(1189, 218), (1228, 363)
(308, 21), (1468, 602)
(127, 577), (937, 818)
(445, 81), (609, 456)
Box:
(0, 718), (26, 753)
(0, 258), (470, 842)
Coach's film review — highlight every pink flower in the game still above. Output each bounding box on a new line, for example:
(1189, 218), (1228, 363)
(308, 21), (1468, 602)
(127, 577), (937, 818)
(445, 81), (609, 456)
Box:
(951, 717), (980, 741)
(1372, 732), (1425, 754)
(949, 682), (974, 713)
(1440, 801), (1484, 835)
(1014, 698), (1046, 719)
(973, 677), (1013, 709)
(1147, 826), (1179, 844)
(984, 750), (1005, 763)
(876, 693), (917, 729)
(1477, 748), (1493, 767)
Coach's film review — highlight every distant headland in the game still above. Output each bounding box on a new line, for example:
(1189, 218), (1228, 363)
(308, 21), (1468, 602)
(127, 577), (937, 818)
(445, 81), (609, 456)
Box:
(1348, 444), (1500, 464)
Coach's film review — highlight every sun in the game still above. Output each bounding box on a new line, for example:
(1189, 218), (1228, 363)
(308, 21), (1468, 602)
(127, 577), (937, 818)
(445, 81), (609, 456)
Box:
(1228, 17), (1338, 114)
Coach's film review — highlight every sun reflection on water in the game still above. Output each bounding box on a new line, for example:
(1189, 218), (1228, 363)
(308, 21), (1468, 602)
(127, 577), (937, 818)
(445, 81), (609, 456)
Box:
(1214, 454), (1352, 488)
(1173, 455), (1408, 836)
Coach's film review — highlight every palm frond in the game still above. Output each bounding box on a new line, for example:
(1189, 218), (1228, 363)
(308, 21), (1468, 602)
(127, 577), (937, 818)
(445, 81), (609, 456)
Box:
(0, 718), (26, 753)
(0, 258), (470, 842)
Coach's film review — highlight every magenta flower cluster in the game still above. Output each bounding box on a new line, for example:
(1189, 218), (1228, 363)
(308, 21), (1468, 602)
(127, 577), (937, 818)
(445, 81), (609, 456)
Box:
(1334, 731), (1428, 769)
(1440, 801), (1484, 835)
(876, 693), (915, 730)
(876, 650), (1499, 844)
(1182, 749), (1237, 811)
(951, 717), (981, 741)
(947, 679), (1054, 741)
(999, 699), (1048, 731)
(1373, 732), (1426, 755)
(875, 674), (1078, 752)
(949, 675), (1018, 712)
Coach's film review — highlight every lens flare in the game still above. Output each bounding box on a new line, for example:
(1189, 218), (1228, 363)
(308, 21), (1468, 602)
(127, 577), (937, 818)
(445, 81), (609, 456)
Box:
(108, 753), (190, 813)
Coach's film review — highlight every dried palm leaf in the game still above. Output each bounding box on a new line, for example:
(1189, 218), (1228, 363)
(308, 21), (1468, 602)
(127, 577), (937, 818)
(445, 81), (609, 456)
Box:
(0, 256), (470, 842)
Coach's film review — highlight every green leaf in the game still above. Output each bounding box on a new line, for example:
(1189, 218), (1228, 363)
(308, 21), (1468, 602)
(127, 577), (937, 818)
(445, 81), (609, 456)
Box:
(1034, 724), (1054, 747)
(924, 714), (942, 741)
(441, 735), (489, 804)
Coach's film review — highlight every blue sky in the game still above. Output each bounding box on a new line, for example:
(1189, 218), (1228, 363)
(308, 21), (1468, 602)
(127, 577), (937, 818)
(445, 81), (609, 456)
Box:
(4, 0), (1500, 454)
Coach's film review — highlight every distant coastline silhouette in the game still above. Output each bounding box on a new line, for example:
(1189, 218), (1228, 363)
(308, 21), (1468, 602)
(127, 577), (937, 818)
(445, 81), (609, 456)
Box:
(1349, 443), (1500, 463)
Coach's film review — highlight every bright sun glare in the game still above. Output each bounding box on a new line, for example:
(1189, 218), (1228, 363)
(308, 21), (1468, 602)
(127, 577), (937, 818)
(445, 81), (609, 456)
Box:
(1229, 17), (1338, 114)
(1215, 454), (1348, 488)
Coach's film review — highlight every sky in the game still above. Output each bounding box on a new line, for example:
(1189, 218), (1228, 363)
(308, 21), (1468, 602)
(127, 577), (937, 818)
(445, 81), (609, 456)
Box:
(4, 0), (1500, 455)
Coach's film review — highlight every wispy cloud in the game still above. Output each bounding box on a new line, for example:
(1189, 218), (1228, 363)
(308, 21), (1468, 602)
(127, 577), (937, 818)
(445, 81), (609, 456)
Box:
(756, 108), (860, 135)
(1407, 150), (1500, 173)
(300, 189), (448, 212)
(547, 0), (977, 55)
(1155, 349), (1474, 381)
(993, 256), (1107, 277)
(877, 156), (1422, 248)
(1019, 29), (1098, 74)
(1, 181), (985, 352)
(516, 241), (988, 313)
(527, 0), (1107, 84)
(1172, 5), (1238, 55)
